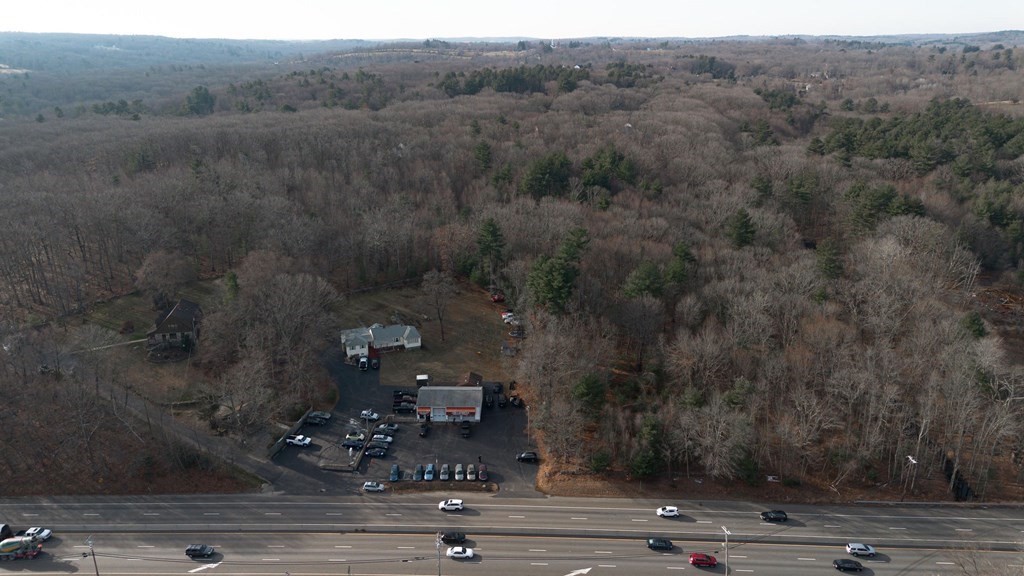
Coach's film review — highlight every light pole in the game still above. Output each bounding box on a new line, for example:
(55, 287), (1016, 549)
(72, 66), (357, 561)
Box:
(721, 526), (731, 575)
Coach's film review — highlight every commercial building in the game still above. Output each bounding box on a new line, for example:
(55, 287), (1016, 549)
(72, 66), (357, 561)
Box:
(415, 386), (483, 423)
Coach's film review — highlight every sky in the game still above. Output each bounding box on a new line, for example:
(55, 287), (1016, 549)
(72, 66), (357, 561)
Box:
(2, 0), (1021, 41)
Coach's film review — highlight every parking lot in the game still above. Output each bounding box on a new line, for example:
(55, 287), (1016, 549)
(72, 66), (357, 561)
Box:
(273, 350), (540, 497)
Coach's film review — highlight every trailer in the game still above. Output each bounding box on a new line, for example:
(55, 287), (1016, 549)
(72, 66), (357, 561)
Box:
(0, 536), (42, 560)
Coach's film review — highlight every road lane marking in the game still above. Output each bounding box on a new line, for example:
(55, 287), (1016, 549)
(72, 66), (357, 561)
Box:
(631, 518), (648, 522)
(667, 567), (687, 570)
(529, 549), (547, 552)
(397, 546), (415, 549)
(955, 528), (973, 532)
(385, 513), (403, 516)
(335, 545), (352, 548)
(22, 513), (38, 517)
(736, 570), (755, 573)
(732, 555), (747, 558)
(137, 545), (154, 548)
(73, 546), (90, 549)
(824, 524), (841, 528)
(264, 512), (281, 516)
(262, 558), (280, 561)
(797, 557), (816, 561)
(599, 565), (617, 568)
(329, 559), (348, 562)
(889, 527), (906, 530)
(327, 512), (344, 516)
(595, 551), (613, 554)
(531, 563), (549, 566)
(143, 513), (159, 516)
(571, 517), (589, 520)
(203, 513), (219, 516)
(696, 520), (712, 524)
(510, 515), (526, 518)
(84, 513), (99, 516)
(267, 545), (285, 548)
(937, 562), (955, 565)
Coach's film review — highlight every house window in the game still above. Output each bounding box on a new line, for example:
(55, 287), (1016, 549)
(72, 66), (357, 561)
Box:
(161, 334), (167, 341)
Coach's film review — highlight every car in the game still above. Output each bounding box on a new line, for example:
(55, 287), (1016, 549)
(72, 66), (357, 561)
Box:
(446, 546), (475, 559)
(362, 481), (385, 492)
(393, 389), (414, 397)
(390, 464), (401, 482)
(510, 393), (522, 407)
(455, 463), (465, 480)
(497, 393), (507, 407)
(185, 544), (215, 558)
(647, 537), (673, 551)
(440, 463), (450, 480)
(467, 463), (477, 481)
(657, 506), (680, 518)
(360, 409), (380, 421)
(503, 315), (518, 324)
(516, 451), (539, 463)
(845, 543), (876, 557)
(305, 416), (328, 426)
(414, 464), (425, 481)
(492, 382), (504, 394)
(285, 434), (311, 446)
(490, 292), (505, 303)
(365, 448), (387, 457)
(341, 440), (364, 449)
(371, 435), (394, 443)
(500, 311), (515, 320)
(833, 558), (864, 571)
(509, 328), (526, 338)
(689, 553), (717, 567)
(439, 499), (464, 511)
(460, 423), (471, 438)
(478, 464), (488, 481)
(309, 410), (332, 420)
(24, 527), (52, 541)
(760, 510), (788, 522)
(358, 356), (369, 370)
(366, 441), (390, 450)
(484, 394), (494, 408)
(419, 423), (429, 437)
(394, 404), (415, 414)
(371, 357), (380, 369)
(441, 531), (466, 544)
(345, 432), (365, 441)
(425, 463), (436, 481)
(376, 423), (399, 434)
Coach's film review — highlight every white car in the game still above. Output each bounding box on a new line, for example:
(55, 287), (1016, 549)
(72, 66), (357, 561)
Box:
(362, 481), (386, 492)
(360, 409), (380, 421)
(439, 499), (464, 511)
(285, 434), (311, 446)
(656, 506), (680, 518)
(446, 546), (475, 559)
(371, 435), (394, 443)
(846, 543), (876, 557)
(25, 527), (52, 541)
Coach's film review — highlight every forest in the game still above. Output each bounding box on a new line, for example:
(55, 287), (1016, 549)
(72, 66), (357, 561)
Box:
(1, 31), (1023, 499)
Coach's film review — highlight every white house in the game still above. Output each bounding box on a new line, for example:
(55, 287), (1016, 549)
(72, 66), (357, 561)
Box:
(340, 323), (421, 358)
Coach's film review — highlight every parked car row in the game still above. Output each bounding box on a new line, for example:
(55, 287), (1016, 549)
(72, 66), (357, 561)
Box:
(410, 463), (488, 481)
(393, 389), (418, 414)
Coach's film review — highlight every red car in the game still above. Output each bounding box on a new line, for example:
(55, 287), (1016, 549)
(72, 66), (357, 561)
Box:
(689, 553), (717, 567)
(490, 292), (505, 302)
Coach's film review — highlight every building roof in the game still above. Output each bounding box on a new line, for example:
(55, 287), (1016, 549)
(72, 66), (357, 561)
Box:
(417, 386), (483, 407)
(149, 299), (201, 335)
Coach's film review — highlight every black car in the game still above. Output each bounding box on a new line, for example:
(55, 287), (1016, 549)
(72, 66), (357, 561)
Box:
(497, 394), (507, 408)
(393, 389), (414, 398)
(365, 448), (387, 457)
(647, 538), (673, 551)
(516, 451), (539, 463)
(414, 464), (425, 481)
(441, 531), (466, 544)
(419, 424), (429, 437)
(484, 394), (494, 408)
(185, 544), (215, 558)
(394, 404), (415, 414)
(371, 357), (380, 369)
(493, 383), (503, 394)
(306, 416), (328, 426)
(341, 440), (364, 449)
(460, 421), (471, 438)
(760, 510), (788, 522)
(833, 559), (864, 572)
(366, 441), (389, 450)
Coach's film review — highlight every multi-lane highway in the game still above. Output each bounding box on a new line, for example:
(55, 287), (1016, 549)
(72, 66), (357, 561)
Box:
(3, 494), (1023, 575)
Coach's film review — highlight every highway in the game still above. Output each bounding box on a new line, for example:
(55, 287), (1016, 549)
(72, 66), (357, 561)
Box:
(3, 494), (1024, 575)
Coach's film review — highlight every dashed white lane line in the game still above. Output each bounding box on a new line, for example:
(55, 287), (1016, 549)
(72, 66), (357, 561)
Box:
(22, 513), (38, 517)
(631, 518), (648, 522)
(731, 555), (747, 558)
(797, 557), (816, 561)
(736, 570), (755, 573)
(326, 512), (344, 516)
(385, 513), (402, 516)
(599, 565), (617, 568)
(267, 545), (284, 548)
(571, 517), (589, 520)
(264, 512), (281, 516)
(510, 515), (526, 518)
(955, 528), (973, 532)
(329, 559), (348, 562)
(529, 549), (547, 552)
(137, 545), (154, 548)
(397, 546), (415, 549)
(824, 524), (841, 528)
(531, 563), (549, 566)
(143, 513), (159, 516)
(937, 562), (956, 565)
(595, 551), (613, 554)
(262, 558), (280, 561)
(667, 567), (687, 570)
(889, 527), (907, 530)
(696, 520), (712, 524)
(203, 512), (219, 516)
(84, 513), (99, 516)
(334, 545), (352, 548)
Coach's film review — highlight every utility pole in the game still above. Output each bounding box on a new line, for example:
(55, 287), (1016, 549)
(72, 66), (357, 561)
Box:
(84, 536), (100, 576)
(435, 532), (442, 576)
(721, 526), (731, 575)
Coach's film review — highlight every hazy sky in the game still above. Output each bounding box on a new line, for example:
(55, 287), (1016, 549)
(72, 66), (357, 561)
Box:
(3, 0), (1020, 40)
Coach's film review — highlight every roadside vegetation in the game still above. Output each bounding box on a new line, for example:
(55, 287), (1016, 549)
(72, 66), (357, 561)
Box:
(2, 32), (1024, 500)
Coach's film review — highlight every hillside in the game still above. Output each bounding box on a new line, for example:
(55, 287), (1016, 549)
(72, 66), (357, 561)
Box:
(1, 32), (1024, 500)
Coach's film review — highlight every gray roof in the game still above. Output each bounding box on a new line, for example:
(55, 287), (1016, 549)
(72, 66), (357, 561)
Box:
(370, 324), (420, 344)
(417, 386), (483, 407)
